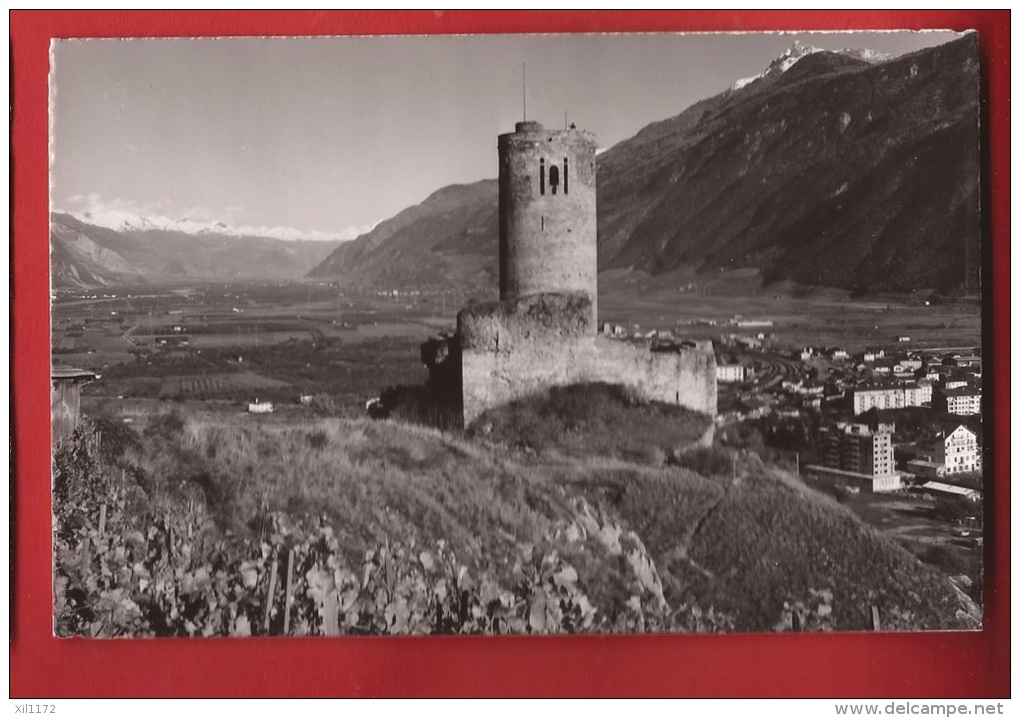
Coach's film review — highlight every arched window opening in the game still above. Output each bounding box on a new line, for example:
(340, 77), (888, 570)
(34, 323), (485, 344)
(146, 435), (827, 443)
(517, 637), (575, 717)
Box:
(563, 158), (569, 195)
(549, 164), (559, 195)
(539, 158), (545, 195)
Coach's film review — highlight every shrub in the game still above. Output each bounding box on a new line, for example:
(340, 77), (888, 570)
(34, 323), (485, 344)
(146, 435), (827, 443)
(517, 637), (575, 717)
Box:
(668, 446), (734, 478)
(472, 383), (710, 463)
(307, 430), (329, 450)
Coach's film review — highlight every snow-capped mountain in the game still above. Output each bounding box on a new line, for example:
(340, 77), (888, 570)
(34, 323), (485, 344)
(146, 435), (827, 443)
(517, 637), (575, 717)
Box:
(50, 212), (343, 288)
(730, 41), (891, 92)
(64, 208), (365, 244)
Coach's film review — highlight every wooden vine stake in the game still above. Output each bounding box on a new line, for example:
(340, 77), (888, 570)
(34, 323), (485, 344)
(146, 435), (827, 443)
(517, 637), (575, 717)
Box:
(263, 555), (279, 635)
(98, 504), (107, 537)
(80, 537), (91, 576)
(871, 605), (882, 631)
(283, 549), (295, 634)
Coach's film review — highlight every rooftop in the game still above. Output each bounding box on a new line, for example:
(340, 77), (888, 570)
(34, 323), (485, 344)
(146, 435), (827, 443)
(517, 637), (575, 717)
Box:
(941, 387), (981, 397)
(51, 365), (98, 380)
(921, 481), (980, 497)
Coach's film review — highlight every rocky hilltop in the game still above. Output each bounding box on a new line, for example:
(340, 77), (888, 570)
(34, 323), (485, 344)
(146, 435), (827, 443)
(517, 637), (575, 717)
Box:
(309, 36), (980, 295)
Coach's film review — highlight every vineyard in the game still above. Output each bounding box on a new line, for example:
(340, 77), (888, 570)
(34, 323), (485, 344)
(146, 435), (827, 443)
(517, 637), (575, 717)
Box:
(53, 421), (732, 636)
(53, 389), (979, 637)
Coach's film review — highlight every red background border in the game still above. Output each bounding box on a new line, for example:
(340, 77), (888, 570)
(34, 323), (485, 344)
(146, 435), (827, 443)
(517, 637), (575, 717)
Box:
(10, 10), (1010, 698)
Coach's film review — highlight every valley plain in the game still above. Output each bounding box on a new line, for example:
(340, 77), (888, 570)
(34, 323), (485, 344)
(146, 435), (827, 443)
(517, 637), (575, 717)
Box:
(53, 276), (980, 422)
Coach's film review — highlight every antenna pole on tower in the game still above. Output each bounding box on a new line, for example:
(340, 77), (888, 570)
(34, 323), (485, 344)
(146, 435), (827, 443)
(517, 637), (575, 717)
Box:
(522, 62), (526, 121)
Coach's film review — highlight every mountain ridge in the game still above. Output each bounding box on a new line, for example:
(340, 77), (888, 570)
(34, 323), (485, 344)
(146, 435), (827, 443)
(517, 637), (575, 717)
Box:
(308, 36), (980, 296)
(50, 212), (342, 288)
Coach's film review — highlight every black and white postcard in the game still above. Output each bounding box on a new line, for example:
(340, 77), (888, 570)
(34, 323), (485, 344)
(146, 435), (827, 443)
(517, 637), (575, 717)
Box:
(49, 31), (984, 637)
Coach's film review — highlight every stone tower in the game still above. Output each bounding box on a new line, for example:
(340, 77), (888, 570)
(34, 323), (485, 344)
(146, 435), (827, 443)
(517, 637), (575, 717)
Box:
(497, 121), (599, 329)
(420, 118), (717, 427)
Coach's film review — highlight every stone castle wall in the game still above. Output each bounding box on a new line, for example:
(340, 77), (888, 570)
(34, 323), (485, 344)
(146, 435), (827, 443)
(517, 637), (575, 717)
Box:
(456, 295), (717, 426)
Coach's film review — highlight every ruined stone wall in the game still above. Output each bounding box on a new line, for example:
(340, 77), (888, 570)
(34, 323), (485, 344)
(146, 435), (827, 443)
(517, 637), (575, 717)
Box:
(459, 299), (717, 425)
(498, 122), (598, 329)
(458, 292), (593, 351)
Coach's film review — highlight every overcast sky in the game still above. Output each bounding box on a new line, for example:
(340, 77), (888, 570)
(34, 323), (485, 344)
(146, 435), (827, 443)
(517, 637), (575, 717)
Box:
(51, 31), (963, 241)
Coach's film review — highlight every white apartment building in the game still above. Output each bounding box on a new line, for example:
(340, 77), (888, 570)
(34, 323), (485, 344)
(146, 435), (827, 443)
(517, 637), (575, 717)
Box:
(936, 424), (981, 475)
(717, 364), (746, 383)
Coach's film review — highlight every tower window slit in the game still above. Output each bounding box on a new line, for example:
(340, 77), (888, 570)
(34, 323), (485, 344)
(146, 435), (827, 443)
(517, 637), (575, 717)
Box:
(539, 158), (545, 195)
(564, 158), (569, 194)
(549, 164), (559, 195)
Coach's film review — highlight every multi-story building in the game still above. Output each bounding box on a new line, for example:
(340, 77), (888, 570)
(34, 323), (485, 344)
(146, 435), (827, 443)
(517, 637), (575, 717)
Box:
(820, 422), (897, 477)
(902, 382), (932, 407)
(935, 423), (981, 475)
(852, 383), (932, 415)
(717, 364), (746, 383)
(852, 386), (905, 414)
(908, 423), (981, 478)
(934, 387), (982, 416)
(812, 420), (900, 492)
(899, 357), (923, 371)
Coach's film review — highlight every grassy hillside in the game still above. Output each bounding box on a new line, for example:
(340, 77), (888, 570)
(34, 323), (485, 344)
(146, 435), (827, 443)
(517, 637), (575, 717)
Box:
(55, 386), (977, 636)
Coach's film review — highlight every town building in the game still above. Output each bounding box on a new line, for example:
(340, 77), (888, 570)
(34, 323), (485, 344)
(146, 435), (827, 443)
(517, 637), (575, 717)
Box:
(852, 386), (905, 414)
(906, 422), (981, 480)
(906, 459), (946, 480)
(898, 357), (923, 371)
(933, 387), (982, 416)
(934, 423), (981, 475)
(902, 382), (933, 407)
(717, 364), (746, 383)
(919, 481), (981, 502)
(811, 420), (900, 492)
(852, 382), (934, 415)
(947, 354), (981, 368)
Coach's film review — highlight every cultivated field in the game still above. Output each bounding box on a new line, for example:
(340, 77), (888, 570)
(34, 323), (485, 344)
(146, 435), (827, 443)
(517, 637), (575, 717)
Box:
(599, 268), (982, 352)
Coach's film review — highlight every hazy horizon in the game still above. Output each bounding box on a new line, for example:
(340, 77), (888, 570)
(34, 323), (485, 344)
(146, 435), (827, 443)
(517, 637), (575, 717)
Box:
(51, 30), (964, 241)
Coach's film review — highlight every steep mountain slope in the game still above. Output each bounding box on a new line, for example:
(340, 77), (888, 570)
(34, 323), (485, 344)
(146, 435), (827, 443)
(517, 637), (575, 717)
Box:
(50, 212), (342, 288)
(598, 36), (980, 292)
(308, 36), (980, 295)
(306, 180), (499, 288)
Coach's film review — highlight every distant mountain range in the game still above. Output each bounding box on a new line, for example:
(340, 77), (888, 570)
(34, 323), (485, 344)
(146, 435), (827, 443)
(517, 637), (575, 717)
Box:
(50, 212), (341, 288)
(309, 36), (980, 296)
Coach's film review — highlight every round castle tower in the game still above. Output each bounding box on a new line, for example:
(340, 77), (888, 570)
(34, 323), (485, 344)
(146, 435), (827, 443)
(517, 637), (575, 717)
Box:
(497, 121), (598, 330)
